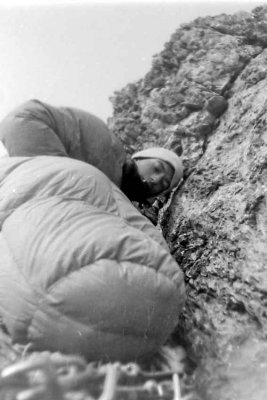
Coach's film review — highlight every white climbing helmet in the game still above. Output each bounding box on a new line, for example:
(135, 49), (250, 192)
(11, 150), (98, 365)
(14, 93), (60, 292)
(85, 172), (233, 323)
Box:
(132, 147), (183, 190)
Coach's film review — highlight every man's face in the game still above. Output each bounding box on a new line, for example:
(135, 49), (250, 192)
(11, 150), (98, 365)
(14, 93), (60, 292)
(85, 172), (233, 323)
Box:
(135, 158), (174, 197)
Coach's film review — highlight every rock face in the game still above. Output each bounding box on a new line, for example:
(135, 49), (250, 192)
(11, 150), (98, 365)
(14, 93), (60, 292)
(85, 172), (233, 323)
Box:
(108, 6), (267, 400)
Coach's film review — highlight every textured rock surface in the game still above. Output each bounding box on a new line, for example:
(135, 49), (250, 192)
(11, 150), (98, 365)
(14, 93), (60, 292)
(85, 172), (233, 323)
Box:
(108, 6), (267, 400)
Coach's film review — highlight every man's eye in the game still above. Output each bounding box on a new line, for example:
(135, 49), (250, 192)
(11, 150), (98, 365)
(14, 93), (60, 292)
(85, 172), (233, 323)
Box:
(155, 161), (163, 172)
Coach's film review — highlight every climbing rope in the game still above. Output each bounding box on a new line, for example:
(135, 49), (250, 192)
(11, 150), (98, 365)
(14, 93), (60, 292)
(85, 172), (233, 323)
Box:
(0, 351), (193, 400)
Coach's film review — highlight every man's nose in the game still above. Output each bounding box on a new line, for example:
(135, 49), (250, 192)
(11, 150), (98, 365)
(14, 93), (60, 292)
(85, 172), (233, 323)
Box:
(151, 172), (164, 184)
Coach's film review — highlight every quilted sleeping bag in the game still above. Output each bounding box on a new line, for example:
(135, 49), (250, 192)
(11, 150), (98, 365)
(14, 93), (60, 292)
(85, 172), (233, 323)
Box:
(0, 99), (126, 187)
(0, 155), (185, 362)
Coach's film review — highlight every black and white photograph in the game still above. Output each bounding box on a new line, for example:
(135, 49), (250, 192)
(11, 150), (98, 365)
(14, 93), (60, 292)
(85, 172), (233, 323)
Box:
(0, 0), (266, 399)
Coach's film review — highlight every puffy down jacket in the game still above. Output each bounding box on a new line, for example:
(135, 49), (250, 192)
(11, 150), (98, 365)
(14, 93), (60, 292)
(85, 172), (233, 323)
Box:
(0, 99), (126, 187)
(0, 155), (185, 362)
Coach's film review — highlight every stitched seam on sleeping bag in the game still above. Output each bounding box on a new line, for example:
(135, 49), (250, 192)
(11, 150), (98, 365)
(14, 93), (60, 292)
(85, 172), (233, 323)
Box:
(0, 156), (36, 178)
(41, 260), (176, 343)
(30, 305), (157, 340)
(46, 258), (180, 294)
(2, 220), (180, 343)
(28, 306), (160, 363)
(3, 196), (180, 295)
(1, 232), (44, 303)
(2, 188), (182, 340)
(21, 195), (172, 291)
(0, 233), (42, 338)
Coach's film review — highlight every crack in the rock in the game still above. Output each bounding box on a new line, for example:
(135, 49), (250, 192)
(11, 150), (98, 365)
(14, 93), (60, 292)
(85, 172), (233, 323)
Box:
(206, 24), (267, 48)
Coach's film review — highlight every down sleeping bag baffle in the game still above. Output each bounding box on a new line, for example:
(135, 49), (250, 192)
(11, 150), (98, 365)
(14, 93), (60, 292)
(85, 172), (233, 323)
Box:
(0, 155), (185, 362)
(0, 99), (126, 187)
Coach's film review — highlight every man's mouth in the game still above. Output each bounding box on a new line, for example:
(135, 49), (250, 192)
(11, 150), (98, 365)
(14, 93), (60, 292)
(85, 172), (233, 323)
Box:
(142, 177), (152, 189)
(141, 177), (151, 193)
